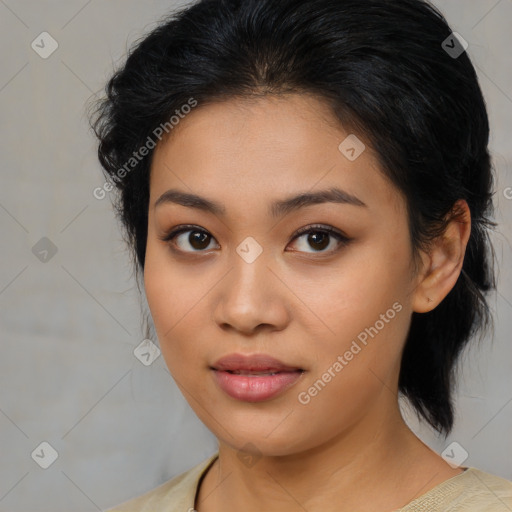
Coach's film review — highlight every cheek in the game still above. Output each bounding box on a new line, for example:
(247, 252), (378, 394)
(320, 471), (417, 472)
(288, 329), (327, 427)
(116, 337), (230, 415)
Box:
(296, 244), (412, 399)
(293, 305), (408, 444)
(143, 241), (219, 380)
(301, 248), (408, 343)
(143, 243), (191, 360)
(144, 236), (199, 327)
(293, 363), (385, 446)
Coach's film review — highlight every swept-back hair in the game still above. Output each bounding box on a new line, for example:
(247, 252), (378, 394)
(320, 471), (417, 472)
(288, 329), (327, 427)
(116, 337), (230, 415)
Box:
(91, 0), (497, 434)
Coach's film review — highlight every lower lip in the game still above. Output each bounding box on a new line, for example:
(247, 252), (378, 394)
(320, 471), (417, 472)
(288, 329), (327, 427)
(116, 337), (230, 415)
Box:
(212, 369), (304, 402)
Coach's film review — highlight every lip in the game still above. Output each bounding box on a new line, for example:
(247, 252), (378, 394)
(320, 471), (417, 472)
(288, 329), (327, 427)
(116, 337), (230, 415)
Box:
(211, 353), (303, 373)
(210, 353), (305, 402)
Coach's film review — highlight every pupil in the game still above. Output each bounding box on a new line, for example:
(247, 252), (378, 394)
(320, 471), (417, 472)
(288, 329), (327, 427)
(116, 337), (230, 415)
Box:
(190, 231), (210, 249)
(309, 232), (328, 250)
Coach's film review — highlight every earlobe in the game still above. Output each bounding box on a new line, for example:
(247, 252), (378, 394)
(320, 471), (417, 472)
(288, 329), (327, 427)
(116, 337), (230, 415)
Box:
(412, 199), (471, 313)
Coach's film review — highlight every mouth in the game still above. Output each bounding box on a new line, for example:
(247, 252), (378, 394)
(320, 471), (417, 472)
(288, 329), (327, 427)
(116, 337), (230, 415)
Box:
(211, 352), (304, 373)
(210, 353), (305, 402)
(218, 369), (304, 376)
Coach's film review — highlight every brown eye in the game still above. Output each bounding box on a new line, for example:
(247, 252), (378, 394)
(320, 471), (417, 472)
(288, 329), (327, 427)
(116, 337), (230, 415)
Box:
(160, 226), (219, 253)
(159, 223), (349, 256)
(288, 225), (350, 254)
(305, 232), (330, 251)
(186, 230), (212, 250)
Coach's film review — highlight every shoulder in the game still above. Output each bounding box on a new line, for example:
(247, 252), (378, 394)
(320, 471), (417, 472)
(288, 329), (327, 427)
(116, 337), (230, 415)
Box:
(399, 467), (512, 511)
(463, 468), (512, 510)
(105, 453), (219, 512)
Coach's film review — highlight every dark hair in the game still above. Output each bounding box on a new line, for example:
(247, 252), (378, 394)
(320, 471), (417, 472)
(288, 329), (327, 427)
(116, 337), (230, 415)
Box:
(90, 0), (497, 435)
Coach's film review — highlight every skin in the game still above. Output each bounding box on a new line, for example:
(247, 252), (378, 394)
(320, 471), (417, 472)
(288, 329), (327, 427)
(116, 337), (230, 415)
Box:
(144, 93), (471, 512)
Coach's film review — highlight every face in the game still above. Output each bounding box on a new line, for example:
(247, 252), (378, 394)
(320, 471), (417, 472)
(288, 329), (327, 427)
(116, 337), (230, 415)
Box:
(144, 93), (420, 456)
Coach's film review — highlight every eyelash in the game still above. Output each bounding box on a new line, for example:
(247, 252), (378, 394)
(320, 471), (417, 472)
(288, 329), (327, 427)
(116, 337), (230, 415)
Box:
(158, 223), (350, 256)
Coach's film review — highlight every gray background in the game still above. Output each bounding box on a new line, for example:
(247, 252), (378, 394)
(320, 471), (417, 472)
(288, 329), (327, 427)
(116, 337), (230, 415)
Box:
(0, 1), (511, 510)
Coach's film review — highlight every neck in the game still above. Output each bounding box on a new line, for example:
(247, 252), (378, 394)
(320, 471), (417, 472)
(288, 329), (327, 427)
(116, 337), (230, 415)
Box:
(196, 398), (460, 512)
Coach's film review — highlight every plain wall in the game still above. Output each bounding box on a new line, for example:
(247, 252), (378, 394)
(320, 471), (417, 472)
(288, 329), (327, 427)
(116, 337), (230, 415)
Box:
(0, 1), (511, 510)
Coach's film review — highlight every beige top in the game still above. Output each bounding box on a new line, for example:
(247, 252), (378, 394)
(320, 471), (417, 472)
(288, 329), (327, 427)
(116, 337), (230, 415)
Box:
(106, 453), (512, 511)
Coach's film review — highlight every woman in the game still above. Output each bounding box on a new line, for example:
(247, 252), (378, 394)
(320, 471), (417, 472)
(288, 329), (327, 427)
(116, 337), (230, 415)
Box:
(92, 0), (512, 510)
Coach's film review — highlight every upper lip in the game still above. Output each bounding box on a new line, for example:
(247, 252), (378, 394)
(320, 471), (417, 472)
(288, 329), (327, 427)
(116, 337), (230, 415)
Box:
(211, 353), (303, 372)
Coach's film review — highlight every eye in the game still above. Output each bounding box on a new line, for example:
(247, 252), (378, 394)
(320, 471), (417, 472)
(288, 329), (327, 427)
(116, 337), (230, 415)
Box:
(159, 225), (219, 253)
(288, 224), (350, 254)
(159, 223), (350, 255)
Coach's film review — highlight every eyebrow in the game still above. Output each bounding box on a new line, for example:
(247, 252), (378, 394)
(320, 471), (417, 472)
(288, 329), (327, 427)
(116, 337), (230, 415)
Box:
(154, 187), (367, 218)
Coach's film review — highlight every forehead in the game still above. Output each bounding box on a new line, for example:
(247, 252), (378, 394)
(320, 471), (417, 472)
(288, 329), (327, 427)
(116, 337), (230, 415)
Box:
(149, 94), (405, 219)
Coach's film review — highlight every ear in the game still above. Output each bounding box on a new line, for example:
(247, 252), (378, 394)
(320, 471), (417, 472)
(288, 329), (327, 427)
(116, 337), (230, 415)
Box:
(412, 199), (471, 313)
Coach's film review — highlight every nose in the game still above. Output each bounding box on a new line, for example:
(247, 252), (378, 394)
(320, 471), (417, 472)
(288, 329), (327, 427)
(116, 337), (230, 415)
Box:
(212, 252), (290, 336)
